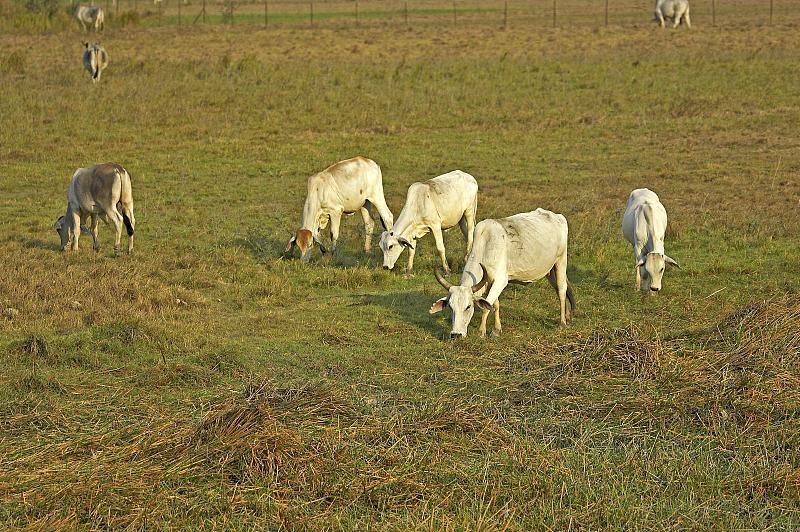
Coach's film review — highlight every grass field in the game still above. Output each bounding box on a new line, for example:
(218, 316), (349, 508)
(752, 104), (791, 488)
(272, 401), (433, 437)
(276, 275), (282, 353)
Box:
(1, 16), (799, 529)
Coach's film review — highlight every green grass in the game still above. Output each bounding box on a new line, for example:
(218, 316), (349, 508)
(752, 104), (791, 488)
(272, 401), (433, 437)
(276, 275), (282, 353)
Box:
(1, 20), (799, 529)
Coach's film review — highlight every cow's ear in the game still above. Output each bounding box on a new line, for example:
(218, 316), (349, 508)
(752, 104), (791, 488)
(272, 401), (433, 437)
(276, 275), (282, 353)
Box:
(664, 255), (680, 269)
(476, 298), (493, 311)
(429, 297), (448, 314)
(284, 236), (296, 253)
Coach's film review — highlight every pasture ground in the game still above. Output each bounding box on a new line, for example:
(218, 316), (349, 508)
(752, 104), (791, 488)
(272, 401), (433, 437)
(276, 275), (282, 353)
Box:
(1, 18), (799, 529)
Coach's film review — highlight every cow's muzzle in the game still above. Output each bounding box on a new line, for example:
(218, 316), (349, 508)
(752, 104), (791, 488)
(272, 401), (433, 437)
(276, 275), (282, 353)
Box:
(382, 265), (390, 270)
(650, 287), (660, 292)
(450, 332), (465, 339)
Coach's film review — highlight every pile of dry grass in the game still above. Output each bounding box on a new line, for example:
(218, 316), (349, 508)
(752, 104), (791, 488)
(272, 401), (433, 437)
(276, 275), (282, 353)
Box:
(1, 296), (798, 527)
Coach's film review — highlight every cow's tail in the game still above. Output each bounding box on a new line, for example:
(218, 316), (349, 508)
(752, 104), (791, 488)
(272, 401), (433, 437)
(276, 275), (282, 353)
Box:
(119, 168), (134, 236)
(566, 282), (576, 313)
(122, 211), (134, 236)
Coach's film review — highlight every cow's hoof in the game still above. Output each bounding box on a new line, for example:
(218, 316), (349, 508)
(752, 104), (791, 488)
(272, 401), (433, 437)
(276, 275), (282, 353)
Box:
(492, 328), (502, 337)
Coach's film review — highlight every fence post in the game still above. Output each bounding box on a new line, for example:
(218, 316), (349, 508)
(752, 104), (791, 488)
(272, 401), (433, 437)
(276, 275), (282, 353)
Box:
(503, 0), (507, 28)
(552, 0), (556, 27)
(711, 0), (715, 26)
(604, 0), (608, 26)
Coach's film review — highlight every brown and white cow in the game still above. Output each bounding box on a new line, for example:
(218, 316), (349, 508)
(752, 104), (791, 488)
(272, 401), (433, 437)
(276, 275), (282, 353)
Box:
(285, 157), (393, 261)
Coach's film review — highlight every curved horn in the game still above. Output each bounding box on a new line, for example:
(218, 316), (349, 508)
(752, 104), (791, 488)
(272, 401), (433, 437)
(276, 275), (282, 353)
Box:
(398, 236), (414, 249)
(434, 267), (452, 290)
(472, 264), (489, 293)
(664, 255), (680, 269)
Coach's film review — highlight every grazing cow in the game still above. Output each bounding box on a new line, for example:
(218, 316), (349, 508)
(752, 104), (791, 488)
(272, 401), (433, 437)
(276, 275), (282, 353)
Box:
(285, 157), (393, 261)
(430, 209), (575, 338)
(54, 163), (135, 254)
(379, 170), (478, 275)
(655, 0), (691, 28)
(76, 5), (104, 33)
(622, 188), (679, 293)
(82, 42), (108, 83)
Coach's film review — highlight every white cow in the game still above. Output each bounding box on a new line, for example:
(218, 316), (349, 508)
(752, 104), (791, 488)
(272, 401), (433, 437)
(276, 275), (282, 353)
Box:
(54, 163), (135, 254)
(285, 157), (394, 261)
(76, 5), (105, 33)
(655, 0), (691, 28)
(622, 188), (679, 293)
(82, 42), (108, 83)
(430, 208), (575, 338)
(379, 170), (478, 274)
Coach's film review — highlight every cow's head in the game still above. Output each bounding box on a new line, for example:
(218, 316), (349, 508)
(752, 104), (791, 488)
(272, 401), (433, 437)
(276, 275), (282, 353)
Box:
(637, 252), (679, 293)
(379, 231), (413, 270)
(429, 265), (489, 338)
(285, 229), (327, 261)
(54, 215), (70, 250)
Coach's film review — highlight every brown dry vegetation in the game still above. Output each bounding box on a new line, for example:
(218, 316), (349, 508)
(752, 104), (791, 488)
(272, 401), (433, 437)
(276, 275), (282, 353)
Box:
(1, 15), (799, 530)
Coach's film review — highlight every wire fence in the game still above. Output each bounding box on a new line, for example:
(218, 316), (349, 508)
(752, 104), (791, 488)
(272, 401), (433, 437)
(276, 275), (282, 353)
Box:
(76, 0), (797, 30)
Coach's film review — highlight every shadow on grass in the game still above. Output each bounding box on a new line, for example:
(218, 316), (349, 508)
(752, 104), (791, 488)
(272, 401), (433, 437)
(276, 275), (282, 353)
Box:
(353, 290), (445, 339)
(23, 239), (60, 252)
(236, 228), (386, 269)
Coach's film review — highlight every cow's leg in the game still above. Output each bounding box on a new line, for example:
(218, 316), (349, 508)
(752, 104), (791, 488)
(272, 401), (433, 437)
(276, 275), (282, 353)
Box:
(120, 202), (135, 253)
(368, 195), (394, 232)
(461, 202), (476, 258)
(672, 13), (680, 28)
(488, 300), (501, 336)
(656, 11), (665, 27)
(108, 208), (124, 255)
(360, 206), (375, 253)
(90, 214), (100, 251)
(329, 211), (342, 254)
(478, 307), (490, 338)
(547, 259), (567, 325)
(405, 244), (416, 275)
(683, 8), (691, 28)
(68, 210), (81, 251)
(635, 265), (642, 291)
(431, 224), (449, 274)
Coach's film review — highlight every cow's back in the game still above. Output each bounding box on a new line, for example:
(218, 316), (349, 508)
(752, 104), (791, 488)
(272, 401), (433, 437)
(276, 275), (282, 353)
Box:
(469, 209), (567, 282)
(71, 163), (124, 211)
(324, 156), (379, 189)
(623, 188), (667, 251)
(425, 170), (478, 226)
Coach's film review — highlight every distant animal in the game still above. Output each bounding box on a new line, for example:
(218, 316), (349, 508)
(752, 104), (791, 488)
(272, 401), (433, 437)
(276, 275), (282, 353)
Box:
(379, 170), (478, 275)
(430, 208), (575, 338)
(82, 42), (108, 83)
(76, 5), (104, 33)
(54, 163), (135, 254)
(622, 188), (679, 293)
(655, 0), (690, 28)
(285, 157), (394, 261)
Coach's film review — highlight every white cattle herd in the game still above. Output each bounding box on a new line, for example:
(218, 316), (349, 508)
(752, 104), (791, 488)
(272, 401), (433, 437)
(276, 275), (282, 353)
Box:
(55, 157), (681, 339)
